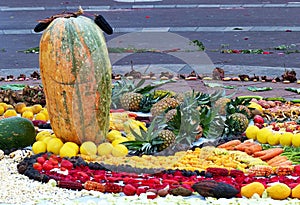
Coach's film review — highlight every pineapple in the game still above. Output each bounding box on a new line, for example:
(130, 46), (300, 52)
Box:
(120, 92), (143, 111)
(226, 97), (252, 118)
(226, 113), (249, 134)
(150, 97), (179, 117)
(112, 77), (174, 111)
(122, 117), (176, 155)
(214, 97), (231, 115)
(165, 109), (177, 122)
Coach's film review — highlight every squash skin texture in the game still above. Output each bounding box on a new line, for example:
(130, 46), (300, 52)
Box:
(0, 117), (36, 150)
(39, 16), (112, 145)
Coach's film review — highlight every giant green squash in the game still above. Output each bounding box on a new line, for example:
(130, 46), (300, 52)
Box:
(39, 16), (112, 145)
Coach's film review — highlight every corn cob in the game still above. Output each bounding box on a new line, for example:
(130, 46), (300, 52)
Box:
(229, 169), (245, 177)
(105, 183), (122, 193)
(206, 167), (229, 176)
(57, 180), (83, 190)
(275, 166), (294, 176)
(247, 165), (273, 177)
(84, 181), (105, 192)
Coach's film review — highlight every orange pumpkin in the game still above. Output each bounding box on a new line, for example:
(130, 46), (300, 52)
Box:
(39, 16), (112, 145)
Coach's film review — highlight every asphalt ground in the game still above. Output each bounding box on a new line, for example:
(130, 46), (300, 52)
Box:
(0, 0), (300, 99)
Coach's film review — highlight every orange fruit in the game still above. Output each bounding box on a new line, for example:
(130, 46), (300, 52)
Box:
(32, 104), (43, 114)
(15, 102), (26, 113)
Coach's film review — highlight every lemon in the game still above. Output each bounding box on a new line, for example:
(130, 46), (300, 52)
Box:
(35, 112), (47, 121)
(43, 136), (53, 144)
(292, 133), (300, 147)
(106, 130), (123, 142)
(280, 132), (293, 146)
(256, 127), (272, 144)
(245, 125), (260, 140)
(64, 142), (79, 154)
(22, 110), (34, 120)
(0, 106), (4, 115)
(267, 183), (291, 200)
(111, 144), (128, 157)
(97, 142), (114, 156)
(32, 104), (43, 114)
(241, 182), (265, 198)
(267, 132), (281, 146)
(15, 102), (26, 113)
(112, 137), (128, 146)
(36, 130), (52, 141)
(32, 141), (47, 154)
(3, 109), (18, 118)
(20, 106), (33, 114)
(80, 141), (97, 156)
(40, 108), (49, 121)
(0, 103), (8, 111)
(59, 143), (78, 158)
(47, 138), (64, 155)
(6, 104), (14, 110)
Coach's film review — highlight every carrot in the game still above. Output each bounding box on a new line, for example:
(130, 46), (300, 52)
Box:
(234, 141), (255, 151)
(268, 156), (288, 166)
(258, 148), (284, 161)
(276, 160), (293, 166)
(267, 155), (288, 165)
(244, 144), (263, 155)
(253, 150), (270, 157)
(218, 140), (241, 149)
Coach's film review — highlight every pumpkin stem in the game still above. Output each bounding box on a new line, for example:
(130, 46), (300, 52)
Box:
(75, 6), (84, 16)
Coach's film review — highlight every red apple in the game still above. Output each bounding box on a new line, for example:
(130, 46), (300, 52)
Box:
(253, 115), (264, 124)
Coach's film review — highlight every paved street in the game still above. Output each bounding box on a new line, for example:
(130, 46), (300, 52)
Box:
(1, 0), (300, 79)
